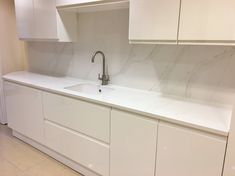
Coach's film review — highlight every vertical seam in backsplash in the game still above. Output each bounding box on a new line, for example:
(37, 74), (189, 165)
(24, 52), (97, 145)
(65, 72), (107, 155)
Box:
(177, 0), (182, 44)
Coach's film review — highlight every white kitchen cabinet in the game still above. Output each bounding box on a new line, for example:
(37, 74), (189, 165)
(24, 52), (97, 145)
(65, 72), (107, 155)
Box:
(14, 0), (57, 40)
(129, 0), (181, 44)
(43, 91), (110, 143)
(4, 81), (44, 143)
(110, 109), (158, 176)
(14, 0), (35, 39)
(179, 0), (235, 44)
(156, 122), (227, 176)
(14, 0), (77, 42)
(44, 120), (109, 176)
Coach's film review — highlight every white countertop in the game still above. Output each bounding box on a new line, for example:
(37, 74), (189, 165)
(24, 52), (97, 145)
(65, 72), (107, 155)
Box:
(3, 71), (233, 136)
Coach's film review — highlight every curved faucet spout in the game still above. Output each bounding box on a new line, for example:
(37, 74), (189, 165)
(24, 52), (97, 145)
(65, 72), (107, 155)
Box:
(91, 51), (109, 85)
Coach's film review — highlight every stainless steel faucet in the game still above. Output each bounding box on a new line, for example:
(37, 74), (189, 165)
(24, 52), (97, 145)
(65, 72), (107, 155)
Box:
(91, 51), (109, 85)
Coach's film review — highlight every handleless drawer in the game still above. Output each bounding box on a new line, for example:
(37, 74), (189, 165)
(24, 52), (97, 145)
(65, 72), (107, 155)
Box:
(44, 121), (109, 176)
(42, 92), (110, 143)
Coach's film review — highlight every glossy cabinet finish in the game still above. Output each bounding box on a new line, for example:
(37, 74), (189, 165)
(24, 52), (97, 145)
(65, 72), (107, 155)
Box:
(43, 92), (110, 143)
(14, 0), (35, 39)
(44, 120), (109, 176)
(56, 0), (103, 7)
(33, 0), (58, 39)
(3, 81), (228, 176)
(155, 122), (226, 176)
(110, 109), (158, 176)
(14, 0), (58, 40)
(129, 0), (181, 43)
(179, 0), (235, 43)
(4, 82), (44, 143)
(14, 0), (78, 42)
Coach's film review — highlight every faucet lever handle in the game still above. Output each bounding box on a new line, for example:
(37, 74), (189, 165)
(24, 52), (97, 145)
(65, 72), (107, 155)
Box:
(98, 73), (102, 80)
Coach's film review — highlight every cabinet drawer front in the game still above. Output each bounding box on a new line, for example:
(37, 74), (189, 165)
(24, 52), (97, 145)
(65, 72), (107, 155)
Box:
(156, 122), (226, 176)
(43, 92), (110, 143)
(45, 121), (109, 176)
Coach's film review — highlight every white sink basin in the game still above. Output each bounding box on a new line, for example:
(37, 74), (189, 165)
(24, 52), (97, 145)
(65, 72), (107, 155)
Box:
(65, 83), (114, 95)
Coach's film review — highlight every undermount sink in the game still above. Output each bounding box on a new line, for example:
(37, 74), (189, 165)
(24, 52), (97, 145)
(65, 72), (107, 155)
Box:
(64, 83), (114, 95)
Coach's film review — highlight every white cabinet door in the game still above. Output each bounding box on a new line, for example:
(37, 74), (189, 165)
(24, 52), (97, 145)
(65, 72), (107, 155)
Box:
(110, 109), (158, 176)
(14, 0), (35, 39)
(179, 0), (235, 43)
(43, 92), (110, 143)
(45, 120), (109, 176)
(14, 0), (58, 40)
(129, 0), (181, 43)
(4, 82), (44, 143)
(34, 0), (58, 39)
(156, 122), (226, 176)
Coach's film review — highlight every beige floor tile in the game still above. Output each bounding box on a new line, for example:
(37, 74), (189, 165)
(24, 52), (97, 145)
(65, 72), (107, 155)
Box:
(0, 156), (22, 176)
(0, 126), (47, 171)
(20, 158), (82, 176)
(0, 124), (82, 176)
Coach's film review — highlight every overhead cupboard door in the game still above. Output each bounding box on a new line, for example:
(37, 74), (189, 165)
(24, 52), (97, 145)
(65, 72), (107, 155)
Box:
(179, 0), (235, 44)
(14, 0), (58, 40)
(14, 0), (35, 39)
(129, 0), (181, 43)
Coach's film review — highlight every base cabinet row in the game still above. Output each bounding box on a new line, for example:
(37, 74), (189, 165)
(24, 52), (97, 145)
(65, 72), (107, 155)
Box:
(4, 81), (227, 176)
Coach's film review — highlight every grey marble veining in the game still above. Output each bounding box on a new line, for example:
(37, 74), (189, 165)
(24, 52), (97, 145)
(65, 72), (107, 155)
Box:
(27, 9), (235, 104)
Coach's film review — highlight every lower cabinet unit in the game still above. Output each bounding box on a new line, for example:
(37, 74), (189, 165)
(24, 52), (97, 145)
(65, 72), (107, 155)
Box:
(110, 109), (158, 176)
(44, 121), (109, 176)
(3, 81), (228, 176)
(155, 122), (227, 176)
(4, 81), (44, 144)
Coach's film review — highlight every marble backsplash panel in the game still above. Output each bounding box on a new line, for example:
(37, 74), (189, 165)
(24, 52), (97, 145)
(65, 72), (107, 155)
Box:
(27, 9), (235, 104)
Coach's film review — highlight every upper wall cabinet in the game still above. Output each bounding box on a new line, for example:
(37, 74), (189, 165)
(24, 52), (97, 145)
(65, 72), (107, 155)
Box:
(179, 0), (235, 44)
(129, 0), (181, 44)
(14, 0), (57, 40)
(14, 0), (78, 42)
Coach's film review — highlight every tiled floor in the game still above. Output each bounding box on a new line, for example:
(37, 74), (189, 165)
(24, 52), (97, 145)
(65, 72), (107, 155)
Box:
(0, 124), (82, 176)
